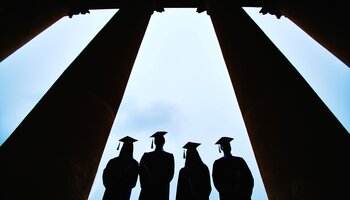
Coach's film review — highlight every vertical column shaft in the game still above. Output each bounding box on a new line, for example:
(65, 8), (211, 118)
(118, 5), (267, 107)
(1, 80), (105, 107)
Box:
(0, 4), (153, 200)
(207, 1), (350, 199)
(278, 1), (350, 67)
(0, 2), (69, 62)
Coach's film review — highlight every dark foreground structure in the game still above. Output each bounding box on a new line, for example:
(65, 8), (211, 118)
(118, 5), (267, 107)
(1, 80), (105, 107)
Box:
(0, 0), (349, 199)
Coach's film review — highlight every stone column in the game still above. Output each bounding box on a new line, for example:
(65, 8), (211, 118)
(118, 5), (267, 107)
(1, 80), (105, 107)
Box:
(0, 2), (70, 62)
(206, 1), (350, 199)
(0, 3), (153, 200)
(263, 0), (350, 67)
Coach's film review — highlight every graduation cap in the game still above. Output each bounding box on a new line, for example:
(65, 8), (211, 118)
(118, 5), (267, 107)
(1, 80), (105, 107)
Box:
(150, 131), (167, 148)
(215, 137), (233, 153)
(117, 136), (137, 150)
(150, 131), (167, 138)
(182, 142), (201, 159)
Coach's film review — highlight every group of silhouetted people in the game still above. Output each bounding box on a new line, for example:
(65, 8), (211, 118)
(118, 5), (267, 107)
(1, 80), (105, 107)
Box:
(102, 131), (254, 200)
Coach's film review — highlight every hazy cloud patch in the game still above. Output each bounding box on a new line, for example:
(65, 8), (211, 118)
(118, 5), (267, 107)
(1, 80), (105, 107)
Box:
(112, 98), (185, 135)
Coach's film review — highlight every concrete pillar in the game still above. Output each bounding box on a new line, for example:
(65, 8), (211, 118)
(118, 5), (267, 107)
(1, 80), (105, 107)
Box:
(277, 1), (350, 67)
(0, 3), (153, 200)
(206, 1), (350, 199)
(0, 2), (70, 62)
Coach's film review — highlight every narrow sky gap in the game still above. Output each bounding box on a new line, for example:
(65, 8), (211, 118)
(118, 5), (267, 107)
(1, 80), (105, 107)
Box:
(88, 8), (267, 200)
(0, 7), (348, 200)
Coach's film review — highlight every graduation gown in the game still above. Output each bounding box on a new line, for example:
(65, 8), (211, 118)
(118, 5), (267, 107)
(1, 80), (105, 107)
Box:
(212, 156), (254, 200)
(139, 150), (175, 200)
(176, 163), (211, 200)
(102, 157), (139, 200)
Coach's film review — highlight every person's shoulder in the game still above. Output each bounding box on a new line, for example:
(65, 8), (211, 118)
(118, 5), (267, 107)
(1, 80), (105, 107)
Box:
(163, 151), (173, 156)
(164, 151), (175, 160)
(132, 158), (139, 164)
(232, 155), (245, 162)
(232, 155), (243, 159)
(152, 150), (173, 157)
(145, 150), (173, 159)
(179, 167), (185, 172)
(106, 157), (120, 166)
(109, 157), (119, 162)
(141, 151), (152, 157)
(214, 157), (225, 163)
(215, 156), (240, 166)
(203, 163), (210, 169)
(140, 152), (152, 161)
(229, 156), (249, 166)
(198, 162), (210, 171)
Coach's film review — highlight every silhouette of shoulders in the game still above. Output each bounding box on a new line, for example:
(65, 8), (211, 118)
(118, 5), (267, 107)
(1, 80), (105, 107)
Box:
(140, 149), (174, 180)
(139, 131), (175, 200)
(105, 156), (138, 172)
(213, 137), (254, 199)
(215, 154), (244, 163)
(176, 142), (211, 200)
(103, 136), (139, 200)
(139, 150), (175, 200)
(213, 155), (254, 200)
(176, 164), (211, 200)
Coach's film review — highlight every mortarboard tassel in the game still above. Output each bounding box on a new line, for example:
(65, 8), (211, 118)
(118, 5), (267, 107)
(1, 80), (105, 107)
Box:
(218, 145), (221, 153)
(117, 142), (121, 150)
(183, 150), (186, 159)
(151, 139), (154, 149)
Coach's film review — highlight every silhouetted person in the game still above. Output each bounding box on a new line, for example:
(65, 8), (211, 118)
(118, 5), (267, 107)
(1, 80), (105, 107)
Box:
(176, 142), (211, 200)
(139, 131), (175, 200)
(102, 136), (139, 200)
(212, 137), (254, 200)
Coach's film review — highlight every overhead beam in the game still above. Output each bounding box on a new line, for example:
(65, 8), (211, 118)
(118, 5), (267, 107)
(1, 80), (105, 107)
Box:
(83, 0), (260, 9)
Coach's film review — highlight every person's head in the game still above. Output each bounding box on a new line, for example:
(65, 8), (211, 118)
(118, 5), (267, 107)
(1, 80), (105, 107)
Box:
(183, 142), (203, 167)
(154, 136), (165, 147)
(150, 131), (167, 149)
(117, 136), (137, 159)
(215, 137), (233, 155)
(120, 143), (133, 158)
(220, 142), (231, 154)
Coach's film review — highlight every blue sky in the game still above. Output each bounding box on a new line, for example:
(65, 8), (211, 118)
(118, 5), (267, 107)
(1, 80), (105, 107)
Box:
(0, 8), (349, 200)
